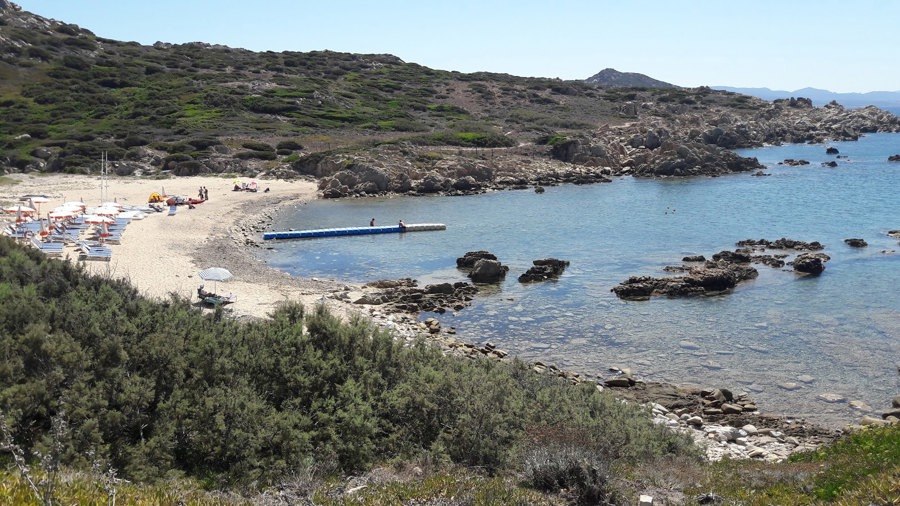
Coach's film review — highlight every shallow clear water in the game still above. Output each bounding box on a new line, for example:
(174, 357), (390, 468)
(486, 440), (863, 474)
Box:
(262, 133), (900, 427)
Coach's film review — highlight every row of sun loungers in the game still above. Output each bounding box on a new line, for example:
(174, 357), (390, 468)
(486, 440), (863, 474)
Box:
(4, 214), (131, 261)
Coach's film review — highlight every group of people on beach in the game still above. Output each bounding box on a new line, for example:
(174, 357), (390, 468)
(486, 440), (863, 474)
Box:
(369, 218), (406, 230)
(197, 186), (209, 200)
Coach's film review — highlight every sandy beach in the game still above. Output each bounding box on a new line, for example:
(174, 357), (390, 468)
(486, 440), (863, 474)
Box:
(0, 173), (378, 323)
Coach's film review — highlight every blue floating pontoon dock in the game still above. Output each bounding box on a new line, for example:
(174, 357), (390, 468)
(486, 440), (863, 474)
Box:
(263, 223), (446, 240)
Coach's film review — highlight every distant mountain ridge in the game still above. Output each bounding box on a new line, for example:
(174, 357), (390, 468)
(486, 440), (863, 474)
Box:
(585, 68), (677, 88)
(713, 86), (900, 108)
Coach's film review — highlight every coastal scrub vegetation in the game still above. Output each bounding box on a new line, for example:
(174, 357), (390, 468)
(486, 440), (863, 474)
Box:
(0, 236), (698, 503)
(0, 9), (749, 174)
(0, 239), (897, 502)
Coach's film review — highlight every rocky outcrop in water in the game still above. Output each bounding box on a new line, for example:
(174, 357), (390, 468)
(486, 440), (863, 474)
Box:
(736, 238), (825, 251)
(518, 258), (570, 283)
(844, 238), (868, 247)
(790, 252), (831, 275)
(354, 278), (477, 314)
(455, 250), (497, 268)
(456, 251), (508, 283)
(612, 258), (758, 300)
(613, 237), (837, 299)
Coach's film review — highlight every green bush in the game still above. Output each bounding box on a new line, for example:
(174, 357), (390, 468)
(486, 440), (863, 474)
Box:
(234, 150), (276, 160)
(241, 141), (274, 152)
(60, 55), (90, 71)
(275, 140), (303, 151)
(0, 238), (698, 490)
(522, 427), (614, 503)
(120, 135), (149, 148)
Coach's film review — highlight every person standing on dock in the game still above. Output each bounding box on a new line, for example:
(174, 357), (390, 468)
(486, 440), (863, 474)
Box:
(370, 218), (375, 226)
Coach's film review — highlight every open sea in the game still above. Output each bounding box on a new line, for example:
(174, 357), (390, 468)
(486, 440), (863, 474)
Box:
(261, 132), (900, 428)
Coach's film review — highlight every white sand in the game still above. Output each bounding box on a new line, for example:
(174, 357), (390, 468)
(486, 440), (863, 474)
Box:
(1, 173), (374, 321)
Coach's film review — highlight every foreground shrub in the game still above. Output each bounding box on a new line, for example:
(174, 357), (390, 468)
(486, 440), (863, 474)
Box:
(0, 238), (697, 490)
(523, 426), (614, 504)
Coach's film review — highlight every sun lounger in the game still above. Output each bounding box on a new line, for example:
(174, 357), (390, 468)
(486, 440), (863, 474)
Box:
(202, 294), (237, 306)
(77, 241), (112, 261)
(86, 229), (124, 244)
(3, 226), (28, 240)
(197, 286), (236, 306)
(31, 236), (66, 256)
(49, 225), (82, 242)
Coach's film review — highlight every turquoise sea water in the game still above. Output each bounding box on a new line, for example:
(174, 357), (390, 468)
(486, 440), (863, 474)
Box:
(262, 133), (900, 427)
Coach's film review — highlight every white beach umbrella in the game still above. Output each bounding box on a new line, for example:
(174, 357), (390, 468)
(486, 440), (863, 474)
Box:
(4, 205), (36, 215)
(198, 267), (233, 295)
(27, 196), (49, 212)
(49, 209), (77, 220)
(83, 214), (115, 225)
(93, 206), (120, 217)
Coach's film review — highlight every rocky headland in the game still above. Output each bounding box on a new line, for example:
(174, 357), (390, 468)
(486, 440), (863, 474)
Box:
(292, 99), (900, 198)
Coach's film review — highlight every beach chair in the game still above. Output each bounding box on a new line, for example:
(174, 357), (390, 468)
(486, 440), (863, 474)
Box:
(77, 241), (112, 261)
(31, 236), (66, 256)
(3, 225), (28, 240)
(197, 285), (237, 306)
(49, 224), (82, 242)
(202, 293), (237, 306)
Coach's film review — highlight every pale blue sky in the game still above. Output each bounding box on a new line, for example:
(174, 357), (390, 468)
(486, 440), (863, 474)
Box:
(12, 0), (900, 93)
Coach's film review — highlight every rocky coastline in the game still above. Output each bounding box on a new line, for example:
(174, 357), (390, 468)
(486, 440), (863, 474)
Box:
(235, 192), (899, 462)
(287, 98), (900, 199)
